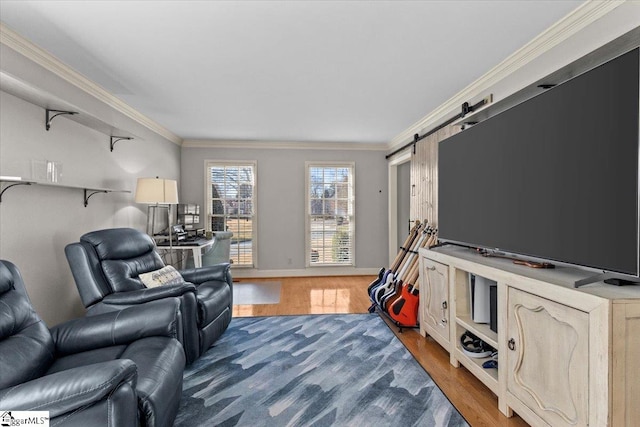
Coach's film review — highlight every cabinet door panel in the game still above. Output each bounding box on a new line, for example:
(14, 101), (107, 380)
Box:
(613, 303), (640, 427)
(507, 288), (589, 427)
(422, 259), (450, 344)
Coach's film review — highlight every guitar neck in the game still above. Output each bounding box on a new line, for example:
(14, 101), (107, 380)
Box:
(390, 221), (422, 272)
(396, 254), (418, 283)
(425, 228), (438, 248)
(405, 262), (420, 285)
(395, 226), (430, 277)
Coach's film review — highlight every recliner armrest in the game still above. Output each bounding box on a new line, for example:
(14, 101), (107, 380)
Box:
(180, 263), (231, 285)
(101, 282), (196, 305)
(0, 360), (136, 418)
(52, 298), (181, 356)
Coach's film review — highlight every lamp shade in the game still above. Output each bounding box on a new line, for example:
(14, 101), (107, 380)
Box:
(135, 177), (179, 204)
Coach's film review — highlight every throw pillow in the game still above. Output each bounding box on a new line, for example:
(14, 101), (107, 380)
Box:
(139, 265), (184, 288)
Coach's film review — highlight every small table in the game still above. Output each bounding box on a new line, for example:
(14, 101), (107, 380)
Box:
(156, 238), (216, 268)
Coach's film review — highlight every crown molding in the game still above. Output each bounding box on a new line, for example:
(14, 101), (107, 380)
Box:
(182, 139), (389, 151)
(388, 0), (625, 151)
(0, 23), (182, 145)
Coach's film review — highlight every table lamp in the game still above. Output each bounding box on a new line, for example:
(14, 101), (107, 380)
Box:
(135, 177), (179, 238)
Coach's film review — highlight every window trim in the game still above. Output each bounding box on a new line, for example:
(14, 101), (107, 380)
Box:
(305, 161), (356, 267)
(204, 159), (258, 269)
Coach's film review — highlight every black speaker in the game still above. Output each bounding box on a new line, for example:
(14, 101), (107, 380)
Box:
(489, 284), (498, 333)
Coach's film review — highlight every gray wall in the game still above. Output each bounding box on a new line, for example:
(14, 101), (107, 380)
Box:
(0, 50), (181, 326)
(181, 145), (388, 275)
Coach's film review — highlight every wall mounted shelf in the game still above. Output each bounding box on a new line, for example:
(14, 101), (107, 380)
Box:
(0, 176), (130, 206)
(0, 71), (138, 151)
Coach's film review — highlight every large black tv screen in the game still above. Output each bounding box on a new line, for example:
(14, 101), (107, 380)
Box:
(438, 48), (639, 277)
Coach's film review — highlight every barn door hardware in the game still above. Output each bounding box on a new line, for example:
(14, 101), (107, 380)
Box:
(385, 96), (492, 160)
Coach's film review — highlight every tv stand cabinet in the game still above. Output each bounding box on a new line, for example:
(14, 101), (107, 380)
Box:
(418, 245), (640, 427)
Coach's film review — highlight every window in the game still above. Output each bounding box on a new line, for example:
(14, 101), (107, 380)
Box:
(206, 161), (256, 267)
(306, 162), (355, 266)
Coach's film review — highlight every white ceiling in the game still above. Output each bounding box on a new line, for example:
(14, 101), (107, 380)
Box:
(0, 1), (584, 144)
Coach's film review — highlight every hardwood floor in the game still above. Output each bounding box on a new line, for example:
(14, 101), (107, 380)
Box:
(232, 275), (529, 427)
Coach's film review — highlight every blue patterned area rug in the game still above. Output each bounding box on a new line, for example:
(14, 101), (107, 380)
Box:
(175, 314), (468, 427)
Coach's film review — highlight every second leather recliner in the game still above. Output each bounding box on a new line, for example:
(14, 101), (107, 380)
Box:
(0, 260), (185, 427)
(64, 227), (233, 364)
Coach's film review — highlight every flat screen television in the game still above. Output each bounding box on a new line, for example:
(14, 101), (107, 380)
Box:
(438, 47), (639, 285)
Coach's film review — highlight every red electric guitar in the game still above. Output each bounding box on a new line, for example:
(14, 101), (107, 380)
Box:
(369, 221), (422, 302)
(388, 264), (420, 327)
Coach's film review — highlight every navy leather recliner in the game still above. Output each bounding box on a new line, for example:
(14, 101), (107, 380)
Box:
(64, 227), (232, 363)
(0, 260), (185, 427)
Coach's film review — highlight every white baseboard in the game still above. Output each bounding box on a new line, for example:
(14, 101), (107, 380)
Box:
(231, 267), (380, 279)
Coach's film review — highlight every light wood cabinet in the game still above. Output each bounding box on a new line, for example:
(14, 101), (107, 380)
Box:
(611, 303), (640, 426)
(419, 245), (640, 426)
(506, 287), (589, 427)
(419, 257), (450, 351)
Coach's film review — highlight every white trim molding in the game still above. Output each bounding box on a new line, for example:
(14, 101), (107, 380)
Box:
(183, 139), (388, 151)
(0, 23), (182, 146)
(388, 0), (625, 151)
(387, 150), (412, 266)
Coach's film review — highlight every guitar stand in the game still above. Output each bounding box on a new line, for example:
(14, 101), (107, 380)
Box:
(374, 306), (419, 333)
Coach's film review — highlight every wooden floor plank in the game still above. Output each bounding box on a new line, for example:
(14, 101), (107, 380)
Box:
(232, 275), (529, 427)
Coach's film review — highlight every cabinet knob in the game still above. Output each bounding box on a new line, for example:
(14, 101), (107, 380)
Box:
(508, 338), (516, 351)
(441, 318), (447, 325)
(427, 265), (436, 271)
(441, 301), (448, 310)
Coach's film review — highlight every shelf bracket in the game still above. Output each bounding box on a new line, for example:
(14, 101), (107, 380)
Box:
(45, 109), (78, 131)
(84, 189), (108, 207)
(110, 136), (133, 152)
(0, 182), (32, 203)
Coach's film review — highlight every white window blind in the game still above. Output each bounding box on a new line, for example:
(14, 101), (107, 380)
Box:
(306, 162), (355, 266)
(206, 161), (256, 267)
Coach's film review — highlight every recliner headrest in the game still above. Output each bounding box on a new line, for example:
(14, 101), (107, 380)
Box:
(0, 261), (14, 294)
(80, 228), (155, 260)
